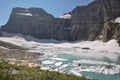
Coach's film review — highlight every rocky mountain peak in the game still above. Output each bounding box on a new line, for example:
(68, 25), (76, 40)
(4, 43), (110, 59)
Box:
(1, 0), (120, 43)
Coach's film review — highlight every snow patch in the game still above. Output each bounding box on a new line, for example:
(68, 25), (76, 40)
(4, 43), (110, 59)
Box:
(16, 13), (32, 16)
(60, 14), (71, 19)
(114, 17), (120, 23)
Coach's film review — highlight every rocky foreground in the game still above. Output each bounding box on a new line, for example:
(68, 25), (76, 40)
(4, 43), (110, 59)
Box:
(0, 40), (43, 67)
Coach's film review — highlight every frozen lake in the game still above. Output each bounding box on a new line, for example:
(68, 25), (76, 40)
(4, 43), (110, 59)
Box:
(0, 32), (120, 80)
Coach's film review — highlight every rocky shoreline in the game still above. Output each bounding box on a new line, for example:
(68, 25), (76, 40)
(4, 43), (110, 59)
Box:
(0, 40), (43, 68)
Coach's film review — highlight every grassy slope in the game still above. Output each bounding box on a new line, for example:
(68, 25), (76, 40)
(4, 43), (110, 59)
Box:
(0, 61), (90, 80)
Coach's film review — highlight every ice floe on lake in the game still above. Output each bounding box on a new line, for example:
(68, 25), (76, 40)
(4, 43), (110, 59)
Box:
(72, 65), (120, 75)
(40, 57), (120, 75)
(55, 62), (63, 66)
(42, 60), (56, 65)
(51, 58), (68, 61)
(73, 59), (109, 65)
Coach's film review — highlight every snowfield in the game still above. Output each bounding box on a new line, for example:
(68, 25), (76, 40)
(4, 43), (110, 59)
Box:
(16, 13), (33, 16)
(60, 14), (71, 19)
(0, 31), (120, 62)
(114, 17), (120, 23)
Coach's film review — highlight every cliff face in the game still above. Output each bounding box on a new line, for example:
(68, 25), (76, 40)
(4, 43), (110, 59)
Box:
(70, 0), (120, 41)
(1, 7), (72, 40)
(1, 7), (56, 39)
(1, 0), (120, 42)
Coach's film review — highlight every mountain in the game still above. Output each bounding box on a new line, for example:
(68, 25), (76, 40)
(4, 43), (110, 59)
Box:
(1, 0), (120, 42)
(1, 7), (72, 40)
(70, 0), (120, 41)
(1, 7), (56, 39)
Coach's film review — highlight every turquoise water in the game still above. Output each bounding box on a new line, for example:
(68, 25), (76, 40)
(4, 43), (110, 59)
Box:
(39, 53), (120, 80)
(81, 72), (120, 80)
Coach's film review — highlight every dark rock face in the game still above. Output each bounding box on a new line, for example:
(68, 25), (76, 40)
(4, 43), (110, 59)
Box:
(0, 32), (2, 36)
(103, 22), (120, 42)
(1, 0), (120, 42)
(54, 18), (72, 40)
(70, 0), (120, 41)
(100, 0), (120, 42)
(118, 38), (120, 46)
(1, 7), (72, 40)
(1, 7), (56, 39)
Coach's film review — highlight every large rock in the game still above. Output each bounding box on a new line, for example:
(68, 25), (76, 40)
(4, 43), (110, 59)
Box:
(1, 0), (120, 42)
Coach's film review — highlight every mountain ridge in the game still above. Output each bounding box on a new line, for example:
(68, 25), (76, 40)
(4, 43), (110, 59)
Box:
(1, 0), (120, 43)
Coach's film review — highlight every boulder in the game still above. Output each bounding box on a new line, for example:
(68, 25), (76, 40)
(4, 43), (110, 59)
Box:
(81, 47), (90, 50)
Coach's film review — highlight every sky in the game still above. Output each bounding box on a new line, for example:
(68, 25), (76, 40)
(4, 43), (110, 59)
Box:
(0, 0), (93, 26)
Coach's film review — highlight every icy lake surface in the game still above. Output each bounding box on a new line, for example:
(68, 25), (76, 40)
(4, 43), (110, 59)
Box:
(0, 32), (120, 80)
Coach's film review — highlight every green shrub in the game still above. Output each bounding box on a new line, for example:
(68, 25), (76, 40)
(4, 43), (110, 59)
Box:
(0, 61), (90, 80)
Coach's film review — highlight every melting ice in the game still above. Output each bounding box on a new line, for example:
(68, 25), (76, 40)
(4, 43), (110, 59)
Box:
(0, 32), (120, 80)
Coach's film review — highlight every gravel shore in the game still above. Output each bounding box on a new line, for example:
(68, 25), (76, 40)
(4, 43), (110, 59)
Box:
(0, 40), (43, 67)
